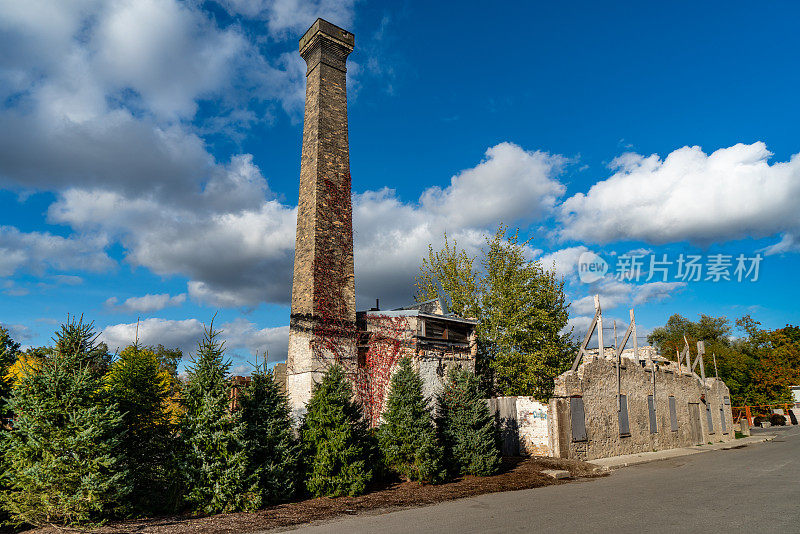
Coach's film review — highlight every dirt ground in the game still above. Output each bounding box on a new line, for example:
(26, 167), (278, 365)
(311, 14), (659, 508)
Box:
(19, 457), (604, 534)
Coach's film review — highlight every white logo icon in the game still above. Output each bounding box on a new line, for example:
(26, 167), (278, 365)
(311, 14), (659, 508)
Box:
(577, 252), (608, 283)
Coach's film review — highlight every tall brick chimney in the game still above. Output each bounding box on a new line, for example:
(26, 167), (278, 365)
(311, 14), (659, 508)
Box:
(287, 19), (356, 418)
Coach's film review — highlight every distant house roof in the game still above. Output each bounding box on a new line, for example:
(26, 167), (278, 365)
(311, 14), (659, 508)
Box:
(393, 297), (449, 315)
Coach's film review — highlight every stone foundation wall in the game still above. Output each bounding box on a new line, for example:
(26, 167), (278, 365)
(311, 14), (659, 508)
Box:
(549, 356), (735, 460)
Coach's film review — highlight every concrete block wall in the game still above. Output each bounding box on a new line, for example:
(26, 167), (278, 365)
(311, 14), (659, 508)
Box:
(549, 356), (735, 461)
(488, 396), (551, 456)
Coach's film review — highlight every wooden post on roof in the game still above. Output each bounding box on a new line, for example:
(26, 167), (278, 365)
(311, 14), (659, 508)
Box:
(571, 295), (602, 371)
(696, 340), (706, 385)
(596, 295), (604, 359)
(713, 352), (719, 379)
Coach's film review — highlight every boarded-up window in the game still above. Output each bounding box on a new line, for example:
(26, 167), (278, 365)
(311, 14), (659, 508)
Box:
(720, 406), (727, 433)
(706, 403), (714, 433)
(421, 318), (471, 343)
(669, 396), (678, 432)
(570, 397), (587, 442)
(424, 320), (446, 339)
(618, 395), (630, 437)
(647, 395), (657, 434)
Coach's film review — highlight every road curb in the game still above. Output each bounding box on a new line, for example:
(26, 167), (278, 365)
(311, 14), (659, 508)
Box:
(589, 434), (777, 471)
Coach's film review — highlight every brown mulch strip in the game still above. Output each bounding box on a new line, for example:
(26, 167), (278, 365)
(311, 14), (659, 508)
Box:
(19, 457), (605, 534)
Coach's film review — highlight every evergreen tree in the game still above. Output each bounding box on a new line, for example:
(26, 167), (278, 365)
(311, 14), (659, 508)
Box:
(378, 358), (447, 484)
(106, 344), (179, 516)
(239, 364), (300, 507)
(52, 316), (113, 376)
(299, 365), (374, 497)
(180, 325), (256, 514)
(436, 367), (501, 477)
(0, 326), (20, 525)
(0, 325), (21, 422)
(1, 319), (129, 526)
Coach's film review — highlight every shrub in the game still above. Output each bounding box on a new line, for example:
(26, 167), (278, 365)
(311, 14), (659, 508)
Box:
(299, 365), (374, 497)
(378, 358), (447, 484)
(436, 367), (501, 476)
(1, 318), (129, 526)
(239, 365), (300, 507)
(770, 413), (786, 426)
(180, 325), (256, 515)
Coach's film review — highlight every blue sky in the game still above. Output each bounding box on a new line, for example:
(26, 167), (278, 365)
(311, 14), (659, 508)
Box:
(2, 0), (800, 373)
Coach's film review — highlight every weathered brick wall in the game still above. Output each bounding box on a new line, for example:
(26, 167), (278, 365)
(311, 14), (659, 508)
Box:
(549, 356), (735, 460)
(358, 314), (474, 426)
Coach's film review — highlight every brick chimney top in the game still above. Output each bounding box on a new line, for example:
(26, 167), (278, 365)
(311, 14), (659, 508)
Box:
(299, 18), (354, 55)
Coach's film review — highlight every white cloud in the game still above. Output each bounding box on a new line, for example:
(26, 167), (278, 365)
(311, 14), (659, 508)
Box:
(569, 278), (686, 316)
(100, 318), (204, 355)
(558, 143), (800, 247)
(220, 0), (357, 36)
(99, 317), (289, 362)
(105, 293), (187, 314)
(0, 323), (33, 343)
(353, 143), (565, 308)
(633, 281), (686, 305)
(94, 0), (247, 120)
(763, 233), (800, 255)
(44, 142), (566, 309)
(419, 143), (565, 229)
(0, 226), (113, 277)
(537, 245), (591, 279)
(1, 1), (570, 312)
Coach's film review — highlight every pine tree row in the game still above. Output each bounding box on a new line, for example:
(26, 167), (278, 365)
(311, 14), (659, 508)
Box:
(0, 321), (501, 528)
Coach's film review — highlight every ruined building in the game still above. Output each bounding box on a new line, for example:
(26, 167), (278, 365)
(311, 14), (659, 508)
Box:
(356, 299), (477, 425)
(286, 19), (476, 419)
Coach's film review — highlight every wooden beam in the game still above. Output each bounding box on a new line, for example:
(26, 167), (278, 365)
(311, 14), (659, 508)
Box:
(697, 340), (706, 384)
(596, 295), (604, 360)
(571, 295), (602, 371)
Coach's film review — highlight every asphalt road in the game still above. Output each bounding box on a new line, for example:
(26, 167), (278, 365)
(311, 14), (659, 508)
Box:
(284, 426), (800, 534)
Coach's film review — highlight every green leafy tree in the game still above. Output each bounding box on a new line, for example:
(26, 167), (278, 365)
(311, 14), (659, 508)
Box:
(416, 233), (482, 319)
(299, 365), (374, 497)
(1, 318), (129, 526)
(239, 364), (301, 507)
(735, 317), (800, 405)
(151, 344), (183, 379)
(483, 227), (574, 399)
(436, 367), (501, 476)
(180, 325), (256, 514)
(417, 225), (575, 400)
(647, 314), (800, 406)
(106, 344), (179, 516)
(378, 358), (447, 484)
